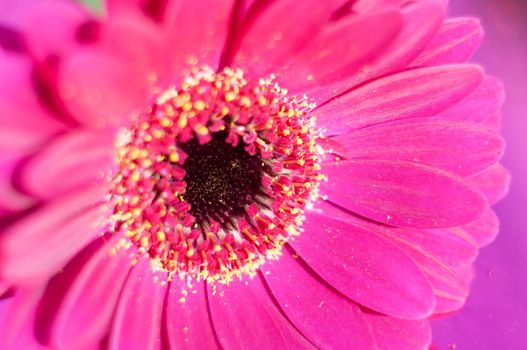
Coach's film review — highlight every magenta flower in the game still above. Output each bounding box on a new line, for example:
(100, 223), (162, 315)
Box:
(0, 0), (509, 349)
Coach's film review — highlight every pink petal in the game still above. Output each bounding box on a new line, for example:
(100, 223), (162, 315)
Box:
(460, 209), (500, 247)
(332, 118), (504, 177)
(99, 11), (174, 87)
(469, 163), (510, 205)
(0, 54), (63, 154)
(364, 313), (432, 350)
(333, 206), (477, 313)
(410, 17), (483, 67)
(262, 246), (375, 349)
(436, 75), (505, 123)
(314, 65), (483, 135)
(35, 238), (132, 349)
(309, 0), (446, 103)
(321, 159), (487, 228)
(290, 210), (435, 318)
(208, 276), (315, 350)
(0, 156), (34, 214)
(59, 51), (149, 127)
(0, 187), (106, 283)
(165, 0), (235, 70)
(108, 258), (167, 350)
(166, 281), (220, 350)
(279, 10), (403, 94)
(0, 288), (47, 350)
(18, 131), (114, 199)
(0, 0), (89, 58)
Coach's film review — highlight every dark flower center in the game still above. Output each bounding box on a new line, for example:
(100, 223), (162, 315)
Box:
(181, 131), (264, 225)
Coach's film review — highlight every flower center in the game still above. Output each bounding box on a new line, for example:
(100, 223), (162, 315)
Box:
(110, 67), (323, 283)
(181, 131), (264, 224)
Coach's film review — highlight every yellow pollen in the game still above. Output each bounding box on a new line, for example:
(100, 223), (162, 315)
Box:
(169, 152), (180, 163)
(225, 91), (236, 102)
(194, 100), (206, 111)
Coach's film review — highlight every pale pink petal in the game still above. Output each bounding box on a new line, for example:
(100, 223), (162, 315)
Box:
(364, 313), (432, 350)
(469, 163), (510, 205)
(309, 0), (446, 102)
(314, 65), (483, 135)
(0, 54), (63, 154)
(18, 131), (114, 199)
(331, 118), (504, 176)
(0, 187), (106, 283)
(165, 0), (236, 70)
(35, 238), (132, 349)
(279, 10), (403, 94)
(460, 209), (500, 247)
(108, 258), (167, 350)
(321, 159), (487, 228)
(290, 210), (436, 318)
(59, 51), (149, 127)
(262, 246), (375, 349)
(410, 17), (483, 67)
(208, 276), (315, 350)
(436, 75), (505, 123)
(166, 281), (220, 350)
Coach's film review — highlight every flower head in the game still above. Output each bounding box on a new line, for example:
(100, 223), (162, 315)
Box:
(0, 0), (509, 349)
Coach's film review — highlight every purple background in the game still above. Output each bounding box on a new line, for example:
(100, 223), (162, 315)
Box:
(432, 1), (527, 349)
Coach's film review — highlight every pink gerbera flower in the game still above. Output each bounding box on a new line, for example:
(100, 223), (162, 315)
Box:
(0, 0), (510, 349)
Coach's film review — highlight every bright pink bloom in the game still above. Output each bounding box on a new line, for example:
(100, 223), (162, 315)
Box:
(0, 0), (509, 349)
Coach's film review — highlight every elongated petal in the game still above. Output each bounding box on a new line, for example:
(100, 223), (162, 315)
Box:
(59, 51), (148, 127)
(321, 159), (487, 228)
(411, 17), (483, 67)
(262, 246), (375, 350)
(309, 0), (446, 102)
(165, 0), (235, 70)
(18, 131), (114, 199)
(108, 258), (167, 350)
(469, 163), (510, 205)
(314, 65), (483, 134)
(0, 55), (62, 154)
(208, 276), (315, 350)
(332, 118), (504, 176)
(461, 209), (500, 247)
(364, 313), (432, 350)
(0, 288), (47, 350)
(0, 187), (106, 283)
(437, 75), (505, 123)
(35, 238), (131, 349)
(166, 281), (220, 350)
(291, 210), (435, 318)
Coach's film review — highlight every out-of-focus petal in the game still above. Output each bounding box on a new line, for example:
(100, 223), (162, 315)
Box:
(0, 187), (106, 283)
(17, 130), (114, 199)
(35, 238), (132, 349)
